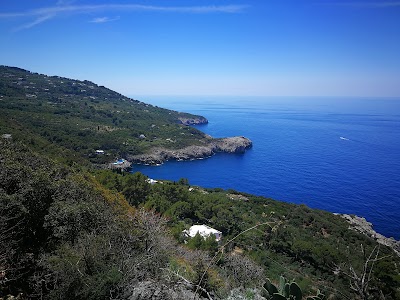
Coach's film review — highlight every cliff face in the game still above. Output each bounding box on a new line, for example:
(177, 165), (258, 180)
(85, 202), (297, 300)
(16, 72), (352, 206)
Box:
(177, 116), (208, 125)
(213, 136), (252, 153)
(128, 136), (252, 165)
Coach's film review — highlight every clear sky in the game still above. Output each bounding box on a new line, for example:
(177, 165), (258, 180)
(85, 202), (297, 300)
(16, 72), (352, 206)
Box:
(1, 1), (399, 97)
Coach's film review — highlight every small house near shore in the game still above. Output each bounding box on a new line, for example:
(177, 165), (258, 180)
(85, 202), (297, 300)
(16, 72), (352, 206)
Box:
(147, 178), (158, 185)
(184, 225), (222, 242)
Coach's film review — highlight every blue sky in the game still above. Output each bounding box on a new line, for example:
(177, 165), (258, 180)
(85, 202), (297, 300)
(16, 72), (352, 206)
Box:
(1, 1), (399, 97)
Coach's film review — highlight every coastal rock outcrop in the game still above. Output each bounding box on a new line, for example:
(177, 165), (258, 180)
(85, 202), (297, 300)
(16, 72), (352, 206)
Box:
(337, 214), (400, 256)
(212, 136), (252, 153)
(107, 159), (132, 171)
(125, 280), (209, 300)
(177, 116), (208, 125)
(128, 136), (252, 165)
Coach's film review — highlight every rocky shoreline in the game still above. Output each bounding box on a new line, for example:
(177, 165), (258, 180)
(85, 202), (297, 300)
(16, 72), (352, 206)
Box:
(177, 116), (208, 125)
(336, 213), (400, 256)
(127, 136), (252, 165)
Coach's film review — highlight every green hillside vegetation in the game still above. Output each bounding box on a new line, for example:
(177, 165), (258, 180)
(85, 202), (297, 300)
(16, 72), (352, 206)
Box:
(0, 140), (261, 299)
(1, 66), (399, 299)
(0, 66), (208, 165)
(1, 140), (399, 299)
(94, 169), (400, 299)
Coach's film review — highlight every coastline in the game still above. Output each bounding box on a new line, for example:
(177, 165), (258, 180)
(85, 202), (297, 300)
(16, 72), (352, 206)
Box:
(102, 97), (400, 241)
(126, 136), (252, 165)
(104, 155), (400, 257)
(336, 213), (400, 256)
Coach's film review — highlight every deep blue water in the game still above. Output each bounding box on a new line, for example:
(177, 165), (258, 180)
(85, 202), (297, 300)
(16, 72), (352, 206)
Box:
(131, 96), (400, 240)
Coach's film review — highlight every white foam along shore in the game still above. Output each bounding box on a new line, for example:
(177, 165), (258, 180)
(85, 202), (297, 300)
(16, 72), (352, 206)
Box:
(335, 213), (400, 256)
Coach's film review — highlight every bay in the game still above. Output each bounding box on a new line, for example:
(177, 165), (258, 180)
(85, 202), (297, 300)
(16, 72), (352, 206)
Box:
(131, 96), (400, 240)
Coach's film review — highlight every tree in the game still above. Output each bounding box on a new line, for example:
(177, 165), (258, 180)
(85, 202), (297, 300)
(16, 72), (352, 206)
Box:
(0, 192), (23, 290)
(187, 233), (204, 250)
(222, 254), (264, 289)
(336, 244), (388, 300)
(165, 201), (192, 220)
(122, 172), (150, 206)
(177, 178), (189, 186)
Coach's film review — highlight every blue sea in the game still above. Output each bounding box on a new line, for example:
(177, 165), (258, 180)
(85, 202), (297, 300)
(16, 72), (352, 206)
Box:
(131, 96), (400, 240)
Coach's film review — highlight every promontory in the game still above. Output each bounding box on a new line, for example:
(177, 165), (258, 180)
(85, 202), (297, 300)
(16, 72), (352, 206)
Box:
(128, 136), (252, 165)
(0, 66), (252, 167)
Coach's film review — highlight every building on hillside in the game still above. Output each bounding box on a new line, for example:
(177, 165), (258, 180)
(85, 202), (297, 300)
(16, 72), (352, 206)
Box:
(184, 225), (222, 242)
(113, 158), (125, 165)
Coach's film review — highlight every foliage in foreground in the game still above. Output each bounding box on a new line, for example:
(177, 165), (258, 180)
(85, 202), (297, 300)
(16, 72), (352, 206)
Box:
(94, 169), (400, 300)
(263, 276), (325, 300)
(1, 140), (400, 299)
(0, 141), (263, 299)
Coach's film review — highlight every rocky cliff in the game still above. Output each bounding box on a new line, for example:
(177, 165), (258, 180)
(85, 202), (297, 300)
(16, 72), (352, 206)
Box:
(337, 214), (400, 256)
(128, 136), (252, 165)
(177, 116), (208, 125)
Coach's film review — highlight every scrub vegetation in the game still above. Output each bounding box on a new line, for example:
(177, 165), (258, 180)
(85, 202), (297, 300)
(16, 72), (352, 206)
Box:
(0, 66), (208, 166)
(1, 67), (399, 299)
(1, 140), (399, 299)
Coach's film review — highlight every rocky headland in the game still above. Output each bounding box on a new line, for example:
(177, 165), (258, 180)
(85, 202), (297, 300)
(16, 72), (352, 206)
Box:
(127, 136), (252, 165)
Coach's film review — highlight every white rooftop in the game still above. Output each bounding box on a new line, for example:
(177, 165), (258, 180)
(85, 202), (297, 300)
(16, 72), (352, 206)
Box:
(147, 178), (158, 185)
(184, 225), (222, 242)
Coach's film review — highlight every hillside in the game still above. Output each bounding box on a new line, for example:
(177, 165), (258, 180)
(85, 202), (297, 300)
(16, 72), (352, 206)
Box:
(0, 66), (251, 166)
(1, 139), (399, 299)
(1, 66), (399, 300)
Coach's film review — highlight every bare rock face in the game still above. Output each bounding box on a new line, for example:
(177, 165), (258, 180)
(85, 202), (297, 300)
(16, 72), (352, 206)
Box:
(213, 136), (253, 153)
(126, 280), (209, 300)
(127, 146), (213, 165)
(128, 136), (252, 165)
(177, 116), (208, 125)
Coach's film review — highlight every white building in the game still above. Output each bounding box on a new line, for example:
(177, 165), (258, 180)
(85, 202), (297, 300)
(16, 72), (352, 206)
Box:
(184, 225), (222, 242)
